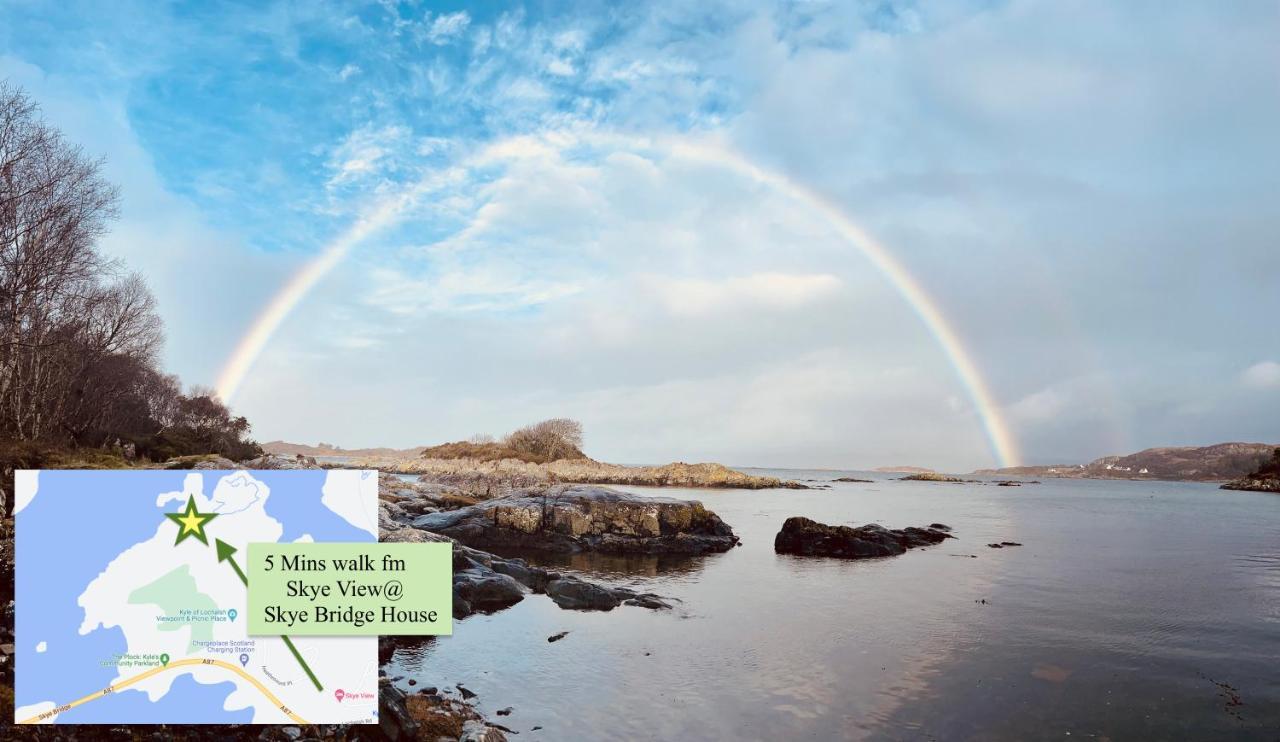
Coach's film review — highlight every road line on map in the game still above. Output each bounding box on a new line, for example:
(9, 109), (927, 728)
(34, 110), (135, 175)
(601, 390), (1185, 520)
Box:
(17, 658), (309, 725)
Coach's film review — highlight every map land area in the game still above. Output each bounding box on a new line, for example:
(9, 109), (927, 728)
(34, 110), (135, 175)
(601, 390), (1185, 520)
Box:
(14, 469), (379, 724)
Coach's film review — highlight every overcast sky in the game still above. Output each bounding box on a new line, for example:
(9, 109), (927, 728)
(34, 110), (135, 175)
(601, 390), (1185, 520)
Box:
(2, 1), (1276, 471)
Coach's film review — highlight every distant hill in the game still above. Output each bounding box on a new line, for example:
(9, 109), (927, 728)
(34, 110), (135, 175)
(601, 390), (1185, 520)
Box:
(261, 441), (426, 459)
(975, 442), (1279, 482)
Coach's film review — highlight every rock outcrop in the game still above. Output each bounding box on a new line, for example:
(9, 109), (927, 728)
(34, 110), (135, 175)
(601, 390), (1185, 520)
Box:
(240, 453), (321, 470)
(773, 517), (953, 558)
(190, 456), (238, 470)
(898, 472), (967, 483)
(382, 682), (510, 741)
(1221, 475), (1280, 492)
(379, 488), (673, 616)
(1221, 448), (1280, 492)
(412, 484), (739, 554)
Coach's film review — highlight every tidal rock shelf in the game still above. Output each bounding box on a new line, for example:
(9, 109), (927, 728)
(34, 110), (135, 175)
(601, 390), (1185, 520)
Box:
(381, 484), (704, 616)
(412, 484), (740, 555)
(382, 518), (672, 616)
(773, 516), (953, 559)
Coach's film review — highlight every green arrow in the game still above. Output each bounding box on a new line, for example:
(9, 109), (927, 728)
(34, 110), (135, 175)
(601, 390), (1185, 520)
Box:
(212, 539), (322, 692)
(281, 636), (324, 691)
(215, 539), (248, 586)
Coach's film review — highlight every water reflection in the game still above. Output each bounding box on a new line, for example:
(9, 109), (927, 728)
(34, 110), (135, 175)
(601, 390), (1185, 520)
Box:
(482, 543), (711, 580)
(382, 475), (1280, 739)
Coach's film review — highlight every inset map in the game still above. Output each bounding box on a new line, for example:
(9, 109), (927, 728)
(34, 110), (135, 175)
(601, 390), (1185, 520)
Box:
(14, 469), (379, 724)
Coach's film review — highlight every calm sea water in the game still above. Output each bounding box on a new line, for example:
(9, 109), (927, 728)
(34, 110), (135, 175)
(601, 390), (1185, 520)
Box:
(385, 472), (1280, 740)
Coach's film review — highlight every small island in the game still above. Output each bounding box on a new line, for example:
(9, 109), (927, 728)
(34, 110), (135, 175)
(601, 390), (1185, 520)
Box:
(898, 472), (966, 483)
(320, 418), (809, 492)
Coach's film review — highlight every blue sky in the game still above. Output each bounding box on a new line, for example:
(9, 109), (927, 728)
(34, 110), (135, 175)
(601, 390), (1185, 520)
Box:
(2, 0), (1277, 469)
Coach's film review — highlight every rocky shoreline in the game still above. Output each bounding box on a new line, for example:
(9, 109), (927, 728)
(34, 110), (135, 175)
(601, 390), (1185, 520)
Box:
(1220, 476), (1280, 492)
(1219, 448), (1280, 492)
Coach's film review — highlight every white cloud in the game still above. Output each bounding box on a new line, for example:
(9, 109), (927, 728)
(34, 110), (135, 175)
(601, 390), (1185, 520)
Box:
(365, 265), (582, 315)
(325, 124), (410, 188)
(646, 273), (842, 317)
(1008, 386), (1068, 424)
(1006, 375), (1128, 430)
(1241, 361), (1280, 390)
(425, 11), (470, 45)
(547, 58), (575, 77)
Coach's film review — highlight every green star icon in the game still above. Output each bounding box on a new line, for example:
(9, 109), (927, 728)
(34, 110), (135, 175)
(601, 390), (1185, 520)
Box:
(165, 495), (218, 546)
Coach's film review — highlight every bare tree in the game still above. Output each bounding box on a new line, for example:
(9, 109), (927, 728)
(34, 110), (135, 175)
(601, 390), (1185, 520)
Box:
(0, 82), (261, 474)
(0, 81), (121, 440)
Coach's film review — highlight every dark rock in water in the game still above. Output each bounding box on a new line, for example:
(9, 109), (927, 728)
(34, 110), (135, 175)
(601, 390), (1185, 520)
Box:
(457, 683), (477, 700)
(773, 516), (953, 559)
(489, 557), (551, 592)
(929, 523), (951, 531)
(496, 707), (513, 716)
(997, 480), (1022, 486)
(999, 541), (1022, 546)
(610, 585), (674, 608)
(898, 472), (965, 482)
(414, 484), (739, 554)
(833, 477), (874, 483)
(546, 576), (622, 610)
(453, 571), (526, 613)
(548, 631), (569, 643)
(622, 593), (673, 610)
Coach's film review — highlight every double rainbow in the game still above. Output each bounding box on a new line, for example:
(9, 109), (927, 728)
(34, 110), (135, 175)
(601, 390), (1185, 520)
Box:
(214, 134), (1021, 468)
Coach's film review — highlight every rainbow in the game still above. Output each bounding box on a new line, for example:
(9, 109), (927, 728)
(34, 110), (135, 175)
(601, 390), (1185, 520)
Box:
(214, 134), (1021, 468)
